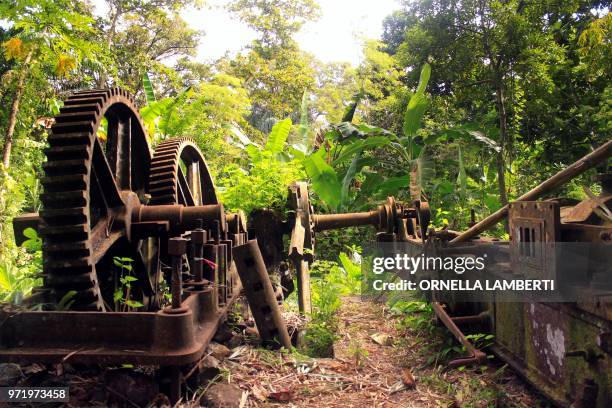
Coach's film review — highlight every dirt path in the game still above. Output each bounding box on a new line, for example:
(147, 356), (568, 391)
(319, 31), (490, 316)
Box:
(217, 297), (544, 407)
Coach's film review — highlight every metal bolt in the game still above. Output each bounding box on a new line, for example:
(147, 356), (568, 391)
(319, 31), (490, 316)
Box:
(212, 220), (220, 244)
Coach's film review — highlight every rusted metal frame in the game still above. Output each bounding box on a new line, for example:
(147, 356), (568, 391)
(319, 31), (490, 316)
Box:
(431, 301), (488, 368)
(177, 168), (196, 206)
(451, 139), (612, 244)
(0, 285), (242, 366)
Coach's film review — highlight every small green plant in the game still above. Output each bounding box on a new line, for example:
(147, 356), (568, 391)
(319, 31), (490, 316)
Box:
(348, 339), (369, 368)
(301, 269), (342, 357)
(158, 278), (172, 307)
(112, 257), (143, 311)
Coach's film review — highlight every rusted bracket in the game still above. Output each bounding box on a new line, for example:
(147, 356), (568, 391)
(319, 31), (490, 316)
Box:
(233, 240), (292, 349)
(431, 302), (488, 368)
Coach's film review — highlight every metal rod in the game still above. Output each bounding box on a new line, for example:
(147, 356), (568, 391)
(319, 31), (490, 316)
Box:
(168, 237), (187, 310)
(313, 210), (379, 231)
(191, 219), (206, 283)
(451, 139), (612, 244)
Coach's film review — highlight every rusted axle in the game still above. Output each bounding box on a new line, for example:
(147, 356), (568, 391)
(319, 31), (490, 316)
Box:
(313, 210), (381, 231)
(313, 199), (395, 233)
(451, 139), (612, 244)
(134, 203), (225, 234)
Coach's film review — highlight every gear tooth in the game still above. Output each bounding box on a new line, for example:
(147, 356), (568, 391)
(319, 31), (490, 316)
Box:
(44, 145), (90, 160)
(54, 111), (98, 124)
(60, 103), (101, 115)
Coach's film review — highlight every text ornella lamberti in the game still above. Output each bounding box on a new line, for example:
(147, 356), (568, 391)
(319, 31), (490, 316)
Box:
(369, 253), (555, 292)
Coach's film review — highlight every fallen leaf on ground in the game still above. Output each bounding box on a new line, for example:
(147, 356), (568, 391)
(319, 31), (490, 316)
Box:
(251, 385), (268, 401)
(401, 368), (416, 389)
(228, 345), (249, 360)
(269, 389), (294, 401)
(388, 380), (407, 394)
(370, 332), (393, 346)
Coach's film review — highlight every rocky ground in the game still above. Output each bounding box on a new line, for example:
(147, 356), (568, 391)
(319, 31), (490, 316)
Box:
(0, 297), (546, 407)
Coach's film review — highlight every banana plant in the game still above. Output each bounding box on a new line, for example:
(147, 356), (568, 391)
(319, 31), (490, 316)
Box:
(140, 73), (193, 142)
(303, 64), (433, 212)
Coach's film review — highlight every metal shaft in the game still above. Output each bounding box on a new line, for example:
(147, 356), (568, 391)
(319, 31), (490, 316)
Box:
(191, 219), (206, 284)
(451, 139), (612, 244)
(313, 210), (380, 231)
(135, 204), (225, 234)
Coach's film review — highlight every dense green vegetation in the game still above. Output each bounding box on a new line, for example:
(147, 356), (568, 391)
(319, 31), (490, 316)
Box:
(0, 0), (609, 304)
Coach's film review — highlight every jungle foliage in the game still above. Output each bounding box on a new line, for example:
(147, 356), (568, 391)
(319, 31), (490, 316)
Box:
(0, 0), (609, 302)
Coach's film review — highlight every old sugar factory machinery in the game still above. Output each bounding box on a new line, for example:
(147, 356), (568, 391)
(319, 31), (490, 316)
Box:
(1, 88), (611, 407)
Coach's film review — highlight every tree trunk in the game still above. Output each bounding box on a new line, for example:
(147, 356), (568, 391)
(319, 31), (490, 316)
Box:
(494, 82), (509, 207)
(2, 50), (33, 169)
(97, 5), (121, 88)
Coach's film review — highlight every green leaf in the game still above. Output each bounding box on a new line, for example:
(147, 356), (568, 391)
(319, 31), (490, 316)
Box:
(123, 276), (138, 282)
(416, 63), (431, 95)
(375, 175), (410, 197)
(403, 63), (431, 139)
(288, 145), (306, 160)
(333, 136), (390, 164)
(0, 263), (12, 291)
(140, 98), (174, 124)
(341, 91), (363, 122)
(303, 150), (341, 210)
(143, 72), (156, 104)
(437, 128), (501, 152)
(23, 227), (37, 239)
(244, 142), (259, 156)
(57, 290), (77, 311)
(340, 153), (361, 209)
(126, 300), (144, 308)
(265, 118), (292, 153)
(403, 93), (428, 138)
(360, 173), (384, 196)
(436, 180), (454, 195)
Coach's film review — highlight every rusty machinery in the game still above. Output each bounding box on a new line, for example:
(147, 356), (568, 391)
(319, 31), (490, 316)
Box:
(2, 87), (610, 406)
(285, 181), (431, 314)
(418, 140), (612, 407)
(285, 141), (612, 406)
(0, 88), (430, 403)
(1, 88), (257, 402)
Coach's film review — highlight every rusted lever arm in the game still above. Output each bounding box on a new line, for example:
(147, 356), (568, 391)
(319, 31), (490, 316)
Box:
(431, 302), (488, 368)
